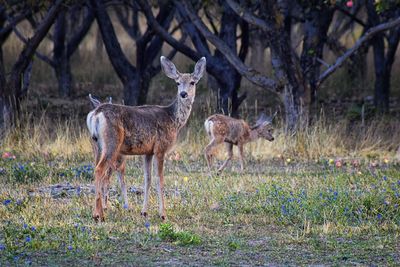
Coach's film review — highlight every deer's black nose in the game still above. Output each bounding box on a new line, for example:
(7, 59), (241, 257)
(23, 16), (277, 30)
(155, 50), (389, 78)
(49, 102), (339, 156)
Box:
(180, 91), (188, 98)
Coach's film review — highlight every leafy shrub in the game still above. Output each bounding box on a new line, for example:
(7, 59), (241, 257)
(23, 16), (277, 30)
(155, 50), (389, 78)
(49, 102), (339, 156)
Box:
(158, 223), (201, 246)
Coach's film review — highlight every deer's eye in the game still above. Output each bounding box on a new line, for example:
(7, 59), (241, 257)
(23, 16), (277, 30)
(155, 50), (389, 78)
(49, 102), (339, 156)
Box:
(190, 81), (195, 86)
(176, 82), (180, 86)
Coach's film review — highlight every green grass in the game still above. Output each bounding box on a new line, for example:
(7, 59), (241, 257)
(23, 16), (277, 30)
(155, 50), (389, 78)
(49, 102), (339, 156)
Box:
(0, 153), (399, 265)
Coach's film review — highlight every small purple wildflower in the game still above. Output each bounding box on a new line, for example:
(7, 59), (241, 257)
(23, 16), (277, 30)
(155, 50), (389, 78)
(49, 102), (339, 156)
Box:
(3, 199), (11, 206)
(67, 245), (73, 251)
(25, 236), (31, 242)
(281, 205), (288, 215)
(144, 221), (150, 229)
(0, 244), (5, 251)
(383, 176), (387, 181)
(31, 226), (36, 231)
(23, 223), (28, 229)
(377, 213), (383, 220)
(74, 223), (79, 229)
(123, 203), (129, 209)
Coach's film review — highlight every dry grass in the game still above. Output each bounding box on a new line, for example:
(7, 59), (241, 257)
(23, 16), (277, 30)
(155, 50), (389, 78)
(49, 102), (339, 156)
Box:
(2, 111), (399, 164)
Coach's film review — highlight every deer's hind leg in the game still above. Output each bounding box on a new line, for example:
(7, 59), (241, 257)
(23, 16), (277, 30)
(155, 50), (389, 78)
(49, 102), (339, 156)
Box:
(217, 142), (233, 174)
(204, 138), (223, 173)
(93, 125), (124, 222)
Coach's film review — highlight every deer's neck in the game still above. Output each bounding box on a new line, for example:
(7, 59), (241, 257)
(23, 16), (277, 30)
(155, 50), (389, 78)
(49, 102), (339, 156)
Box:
(170, 96), (194, 129)
(248, 129), (259, 143)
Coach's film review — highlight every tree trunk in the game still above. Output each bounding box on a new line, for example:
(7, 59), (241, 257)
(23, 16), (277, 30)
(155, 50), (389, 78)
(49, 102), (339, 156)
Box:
(0, 45), (12, 130)
(138, 72), (151, 105)
(1, 0), (63, 131)
(91, 0), (144, 106)
(280, 84), (301, 131)
(123, 73), (140, 106)
(55, 60), (72, 98)
(249, 31), (266, 71)
(270, 30), (307, 131)
(53, 9), (73, 97)
(367, 1), (393, 113)
(300, 6), (334, 110)
(213, 1), (246, 117)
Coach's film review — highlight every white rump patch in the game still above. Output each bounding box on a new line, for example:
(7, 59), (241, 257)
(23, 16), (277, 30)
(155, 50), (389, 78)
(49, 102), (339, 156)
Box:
(86, 112), (107, 149)
(86, 110), (96, 135)
(204, 119), (214, 138)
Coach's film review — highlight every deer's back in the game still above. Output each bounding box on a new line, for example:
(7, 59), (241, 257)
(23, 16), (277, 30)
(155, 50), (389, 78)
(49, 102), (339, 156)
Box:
(205, 114), (250, 144)
(93, 104), (177, 155)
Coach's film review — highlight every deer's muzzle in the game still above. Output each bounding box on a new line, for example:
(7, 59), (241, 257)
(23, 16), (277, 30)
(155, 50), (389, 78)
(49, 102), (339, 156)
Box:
(180, 91), (188, 98)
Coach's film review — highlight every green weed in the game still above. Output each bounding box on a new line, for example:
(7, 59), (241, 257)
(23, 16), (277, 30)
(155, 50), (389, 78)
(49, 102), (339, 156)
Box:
(158, 222), (202, 246)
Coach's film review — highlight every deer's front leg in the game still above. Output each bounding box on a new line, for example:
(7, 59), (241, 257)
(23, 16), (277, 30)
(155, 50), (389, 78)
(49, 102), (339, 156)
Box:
(141, 154), (153, 217)
(155, 154), (166, 220)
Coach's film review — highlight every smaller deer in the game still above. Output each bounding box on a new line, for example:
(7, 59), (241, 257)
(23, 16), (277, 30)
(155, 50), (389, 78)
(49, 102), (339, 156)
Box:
(204, 113), (276, 174)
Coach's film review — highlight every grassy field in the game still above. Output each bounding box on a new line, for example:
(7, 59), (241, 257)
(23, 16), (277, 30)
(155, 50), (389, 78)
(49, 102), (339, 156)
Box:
(1, 116), (400, 266)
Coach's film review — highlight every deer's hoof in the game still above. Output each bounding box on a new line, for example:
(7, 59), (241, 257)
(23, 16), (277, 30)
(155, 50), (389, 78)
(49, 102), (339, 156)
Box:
(141, 211), (148, 217)
(93, 213), (105, 223)
(160, 215), (166, 221)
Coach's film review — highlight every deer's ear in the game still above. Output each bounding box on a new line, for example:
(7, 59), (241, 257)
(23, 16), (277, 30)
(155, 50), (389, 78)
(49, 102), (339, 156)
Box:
(256, 113), (268, 126)
(160, 56), (179, 79)
(193, 57), (206, 81)
(89, 94), (101, 108)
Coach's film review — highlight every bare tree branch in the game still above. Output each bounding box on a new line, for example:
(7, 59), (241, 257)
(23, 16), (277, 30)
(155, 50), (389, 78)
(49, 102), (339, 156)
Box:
(178, 1), (278, 93)
(0, 9), (30, 37)
(66, 6), (94, 58)
(225, 0), (274, 33)
(317, 16), (400, 86)
(204, 8), (219, 35)
(137, 0), (200, 61)
(11, 22), (55, 67)
(335, 5), (366, 28)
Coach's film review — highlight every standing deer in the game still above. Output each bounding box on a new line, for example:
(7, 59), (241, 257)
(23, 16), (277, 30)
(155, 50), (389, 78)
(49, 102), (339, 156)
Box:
(86, 56), (206, 221)
(204, 113), (275, 174)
